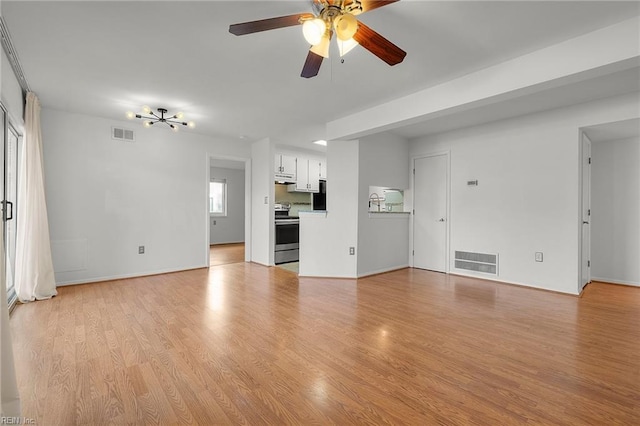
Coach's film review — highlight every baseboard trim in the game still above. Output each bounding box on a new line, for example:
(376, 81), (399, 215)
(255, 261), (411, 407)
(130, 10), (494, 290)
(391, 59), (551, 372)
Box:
(448, 271), (580, 296)
(357, 265), (410, 278)
(210, 241), (245, 246)
(591, 277), (640, 287)
(55, 264), (208, 287)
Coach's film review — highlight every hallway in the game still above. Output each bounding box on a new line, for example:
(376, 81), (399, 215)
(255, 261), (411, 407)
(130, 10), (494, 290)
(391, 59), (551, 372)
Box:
(209, 243), (244, 266)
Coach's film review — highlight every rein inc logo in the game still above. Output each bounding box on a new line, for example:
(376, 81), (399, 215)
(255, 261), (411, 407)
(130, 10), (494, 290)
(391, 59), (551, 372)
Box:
(0, 418), (35, 425)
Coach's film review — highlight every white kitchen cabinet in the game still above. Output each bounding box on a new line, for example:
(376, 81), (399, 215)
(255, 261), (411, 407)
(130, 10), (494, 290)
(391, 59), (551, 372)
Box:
(308, 160), (321, 192)
(274, 154), (296, 181)
(319, 160), (327, 180)
(289, 158), (320, 193)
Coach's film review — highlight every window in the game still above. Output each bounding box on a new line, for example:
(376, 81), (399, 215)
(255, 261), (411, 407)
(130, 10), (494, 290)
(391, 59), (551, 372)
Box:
(210, 179), (227, 216)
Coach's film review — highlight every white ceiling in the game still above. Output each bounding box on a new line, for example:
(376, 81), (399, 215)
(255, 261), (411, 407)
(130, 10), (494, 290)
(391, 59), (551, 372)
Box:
(583, 118), (640, 143)
(3, 1), (639, 150)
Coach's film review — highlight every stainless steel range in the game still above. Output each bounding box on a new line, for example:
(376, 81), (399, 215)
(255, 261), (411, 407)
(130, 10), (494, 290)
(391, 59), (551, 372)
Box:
(274, 203), (299, 264)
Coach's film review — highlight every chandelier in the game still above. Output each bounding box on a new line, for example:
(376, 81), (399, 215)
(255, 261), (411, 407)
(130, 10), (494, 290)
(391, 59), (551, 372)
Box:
(126, 106), (195, 131)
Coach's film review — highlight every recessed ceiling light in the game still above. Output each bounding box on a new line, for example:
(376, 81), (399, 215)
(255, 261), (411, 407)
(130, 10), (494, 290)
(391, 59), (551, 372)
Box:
(313, 139), (327, 146)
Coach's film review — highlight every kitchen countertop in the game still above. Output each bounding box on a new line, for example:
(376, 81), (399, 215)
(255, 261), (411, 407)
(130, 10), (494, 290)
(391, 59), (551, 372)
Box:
(368, 211), (410, 213)
(299, 210), (328, 217)
(299, 211), (410, 218)
(368, 211), (410, 218)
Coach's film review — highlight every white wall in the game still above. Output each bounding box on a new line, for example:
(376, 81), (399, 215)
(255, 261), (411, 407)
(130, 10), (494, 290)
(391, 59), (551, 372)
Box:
(209, 166), (245, 245)
(357, 132), (410, 276)
(410, 93), (639, 295)
(250, 138), (274, 266)
(42, 108), (250, 285)
(591, 136), (640, 286)
(299, 139), (359, 277)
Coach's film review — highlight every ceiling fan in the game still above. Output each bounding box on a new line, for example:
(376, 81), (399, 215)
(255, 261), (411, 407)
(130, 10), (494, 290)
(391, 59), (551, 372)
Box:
(229, 0), (406, 78)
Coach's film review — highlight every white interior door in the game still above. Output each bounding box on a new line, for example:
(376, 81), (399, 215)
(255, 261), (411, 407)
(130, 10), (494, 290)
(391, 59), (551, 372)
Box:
(413, 154), (448, 272)
(581, 134), (592, 290)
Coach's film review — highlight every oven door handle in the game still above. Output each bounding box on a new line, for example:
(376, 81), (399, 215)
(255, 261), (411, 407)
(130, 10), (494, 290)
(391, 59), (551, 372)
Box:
(275, 219), (300, 225)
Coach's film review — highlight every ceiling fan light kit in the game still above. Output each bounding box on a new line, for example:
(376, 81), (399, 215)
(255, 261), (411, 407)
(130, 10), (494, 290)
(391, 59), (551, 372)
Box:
(337, 37), (359, 57)
(310, 30), (332, 58)
(302, 18), (326, 45)
(229, 0), (406, 78)
(126, 107), (195, 132)
(333, 13), (358, 41)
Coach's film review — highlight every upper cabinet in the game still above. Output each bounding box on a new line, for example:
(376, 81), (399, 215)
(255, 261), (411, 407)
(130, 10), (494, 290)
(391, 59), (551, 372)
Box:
(319, 160), (327, 180)
(275, 151), (325, 192)
(290, 158), (321, 193)
(275, 154), (296, 181)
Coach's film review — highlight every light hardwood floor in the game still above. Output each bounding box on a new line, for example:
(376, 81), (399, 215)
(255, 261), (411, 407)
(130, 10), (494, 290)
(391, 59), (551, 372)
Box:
(210, 243), (245, 266)
(9, 266), (640, 425)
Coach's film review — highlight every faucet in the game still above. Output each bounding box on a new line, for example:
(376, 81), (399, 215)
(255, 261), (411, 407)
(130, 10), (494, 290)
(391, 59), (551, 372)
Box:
(369, 193), (381, 212)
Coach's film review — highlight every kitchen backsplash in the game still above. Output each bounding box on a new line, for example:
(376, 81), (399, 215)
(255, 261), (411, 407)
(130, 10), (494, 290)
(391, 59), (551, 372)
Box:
(275, 184), (311, 216)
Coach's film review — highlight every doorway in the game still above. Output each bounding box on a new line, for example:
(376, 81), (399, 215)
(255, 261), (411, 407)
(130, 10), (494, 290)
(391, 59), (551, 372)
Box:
(580, 132), (591, 291)
(210, 243), (245, 266)
(208, 157), (248, 266)
(413, 153), (449, 272)
(581, 119), (640, 290)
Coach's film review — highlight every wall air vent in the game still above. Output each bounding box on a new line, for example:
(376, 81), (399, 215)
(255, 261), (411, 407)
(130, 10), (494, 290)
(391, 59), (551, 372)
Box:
(454, 251), (498, 275)
(112, 127), (135, 142)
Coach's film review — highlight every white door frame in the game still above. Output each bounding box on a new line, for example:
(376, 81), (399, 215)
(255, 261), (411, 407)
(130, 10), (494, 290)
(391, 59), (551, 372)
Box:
(578, 131), (591, 292)
(205, 154), (252, 265)
(410, 151), (451, 272)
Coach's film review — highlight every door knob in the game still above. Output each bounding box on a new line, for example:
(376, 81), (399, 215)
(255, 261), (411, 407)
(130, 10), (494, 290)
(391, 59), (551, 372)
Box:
(583, 221), (589, 225)
(438, 218), (445, 222)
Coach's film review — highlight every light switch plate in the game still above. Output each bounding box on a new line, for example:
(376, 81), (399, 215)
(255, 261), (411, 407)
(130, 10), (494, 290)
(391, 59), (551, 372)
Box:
(535, 252), (543, 262)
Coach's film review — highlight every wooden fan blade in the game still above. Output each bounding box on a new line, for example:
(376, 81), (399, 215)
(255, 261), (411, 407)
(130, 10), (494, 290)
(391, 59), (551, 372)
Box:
(229, 13), (313, 36)
(301, 50), (324, 78)
(353, 21), (406, 66)
(347, 0), (399, 16)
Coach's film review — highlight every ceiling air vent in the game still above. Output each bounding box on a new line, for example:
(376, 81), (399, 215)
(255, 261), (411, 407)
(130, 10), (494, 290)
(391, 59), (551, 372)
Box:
(111, 127), (135, 142)
(454, 250), (498, 275)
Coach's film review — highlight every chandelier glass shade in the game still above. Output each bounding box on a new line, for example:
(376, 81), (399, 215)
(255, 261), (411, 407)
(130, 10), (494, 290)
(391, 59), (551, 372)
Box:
(126, 106), (195, 131)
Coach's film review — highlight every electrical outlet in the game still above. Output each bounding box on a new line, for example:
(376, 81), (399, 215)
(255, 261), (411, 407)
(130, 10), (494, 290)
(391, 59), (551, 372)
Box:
(264, 196), (269, 204)
(535, 252), (543, 262)
(213, 220), (216, 225)
(138, 246), (145, 254)
(349, 247), (355, 255)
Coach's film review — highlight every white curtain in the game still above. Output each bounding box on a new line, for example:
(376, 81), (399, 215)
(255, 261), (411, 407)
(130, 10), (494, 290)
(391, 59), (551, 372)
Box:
(14, 92), (57, 302)
(1, 189), (20, 417)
